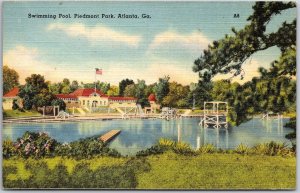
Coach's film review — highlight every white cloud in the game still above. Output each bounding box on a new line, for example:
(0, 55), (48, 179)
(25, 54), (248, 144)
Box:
(148, 30), (211, 54)
(101, 60), (198, 85)
(4, 46), (53, 84)
(47, 23), (142, 47)
(146, 62), (198, 85)
(3, 46), (92, 84)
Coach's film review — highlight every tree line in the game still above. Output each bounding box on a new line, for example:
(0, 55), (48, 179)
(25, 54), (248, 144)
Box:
(3, 63), (296, 126)
(3, 66), (194, 111)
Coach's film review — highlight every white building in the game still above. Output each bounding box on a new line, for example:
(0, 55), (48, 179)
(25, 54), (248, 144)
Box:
(55, 88), (137, 108)
(2, 87), (20, 110)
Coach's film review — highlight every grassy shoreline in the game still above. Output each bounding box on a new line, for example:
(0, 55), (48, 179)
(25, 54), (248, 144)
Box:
(3, 109), (41, 118)
(3, 131), (296, 189)
(3, 152), (296, 189)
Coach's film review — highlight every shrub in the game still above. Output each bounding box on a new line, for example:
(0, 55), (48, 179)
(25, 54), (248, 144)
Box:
(14, 131), (58, 158)
(197, 144), (217, 154)
(136, 145), (166, 157)
(125, 157), (151, 174)
(235, 144), (250, 154)
(252, 141), (294, 156)
(158, 138), (176, 148)
(2, 165), (17, 179)
(3, 139), (17, 158)
(69, 163), (137, 188)
(173, 141), (195, 155)
(4, 132), (121, 159)
(92, 166), (137, 188)
(2, 166), (18, 188)
(55, 137), (121, 159)
(68, 163), (94, 188)
(137, 138), (196, 156)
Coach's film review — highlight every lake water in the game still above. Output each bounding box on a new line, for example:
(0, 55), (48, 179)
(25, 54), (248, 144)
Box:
(2, 118), (293, 155)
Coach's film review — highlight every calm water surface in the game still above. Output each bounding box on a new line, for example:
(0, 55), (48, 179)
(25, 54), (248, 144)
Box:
(2, 118), (293, 155)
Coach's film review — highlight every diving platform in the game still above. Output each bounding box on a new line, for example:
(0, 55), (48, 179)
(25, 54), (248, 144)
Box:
(99, 130), (121, 143)
(201, 101), (228, 129)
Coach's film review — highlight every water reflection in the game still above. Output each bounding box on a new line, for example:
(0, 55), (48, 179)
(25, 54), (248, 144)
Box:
(196, 126), (230, 149)
(2, 118), (293, 155)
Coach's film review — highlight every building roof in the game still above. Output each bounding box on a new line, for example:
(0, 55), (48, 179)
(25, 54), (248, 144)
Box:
(108, 96), (137, 101)
(3, 87), (19, 98)
(148, 93), (156, 102)
(58, 88), (136, 101)
(55, 94), (77, 99)
(70, 88), (106, 97)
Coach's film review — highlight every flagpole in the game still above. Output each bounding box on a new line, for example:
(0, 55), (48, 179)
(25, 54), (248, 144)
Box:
(94, 68), (96, 93)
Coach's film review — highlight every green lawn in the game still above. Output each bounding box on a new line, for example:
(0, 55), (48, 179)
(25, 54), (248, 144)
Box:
(137, 152), (296, 189)
(3, 110), (41, 118)
(3, 152), (296, 189)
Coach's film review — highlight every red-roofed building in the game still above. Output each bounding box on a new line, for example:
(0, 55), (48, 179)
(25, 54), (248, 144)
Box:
(55, 88), (137, 108)
(3, 87), (20, 110)
(148, 93), (156, 102)
(71, 88), (106, 97)
(144, 94), (160, 114)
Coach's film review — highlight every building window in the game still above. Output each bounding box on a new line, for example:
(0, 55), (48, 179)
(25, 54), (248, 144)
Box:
(87, 100), (90, 106)
(100, 101), (102, 105)
(104, 101), (106, 105)
(83, 100), (85, 105)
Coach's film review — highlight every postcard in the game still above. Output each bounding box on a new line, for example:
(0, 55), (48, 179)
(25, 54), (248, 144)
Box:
(2, 1), (296, 190)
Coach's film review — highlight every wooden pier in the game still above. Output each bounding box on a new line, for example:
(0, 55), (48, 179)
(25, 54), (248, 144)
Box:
(99, 130), (121, 143)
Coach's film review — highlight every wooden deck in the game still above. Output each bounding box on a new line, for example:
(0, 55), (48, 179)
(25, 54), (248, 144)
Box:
(99, 130), (121, 143)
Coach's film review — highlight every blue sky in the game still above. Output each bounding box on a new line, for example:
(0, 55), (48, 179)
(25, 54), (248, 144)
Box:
(3, 1), (296, 85)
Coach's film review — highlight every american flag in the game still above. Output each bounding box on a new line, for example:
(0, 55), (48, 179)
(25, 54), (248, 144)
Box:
(95, 68), (102, 75)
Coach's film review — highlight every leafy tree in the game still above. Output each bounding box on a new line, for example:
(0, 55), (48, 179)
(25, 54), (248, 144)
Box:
(62, 78), (70, 86)
(193, 2), (296, 81)
(135, 80), (149, 107)
(83, 82), (96, 89)
(33, 88), (56, 107)
(18, 74), (55, 110)
(154, 76), (170, 104)
(70, 80), (79, 92)
(61, 86), (71, 94)
(49, 83), (63, 94)
(124, 84), (136, 97)
(123, 80), (149, 107)
(51, 99), (66, 110)
(3, 65), (19, 94)
(98, 82), (110, 94)
(119, 79), (134, 96)
(192, 1), (296, 124)
(187, 81), (212, 109)
(107, 86), (119, 96)
(162, 82), (190, 107)
(81, 81), (110, 94)
(135, 80), (146, 97)
(144, 83), (156, 98)
(60, 78), (71, 94)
